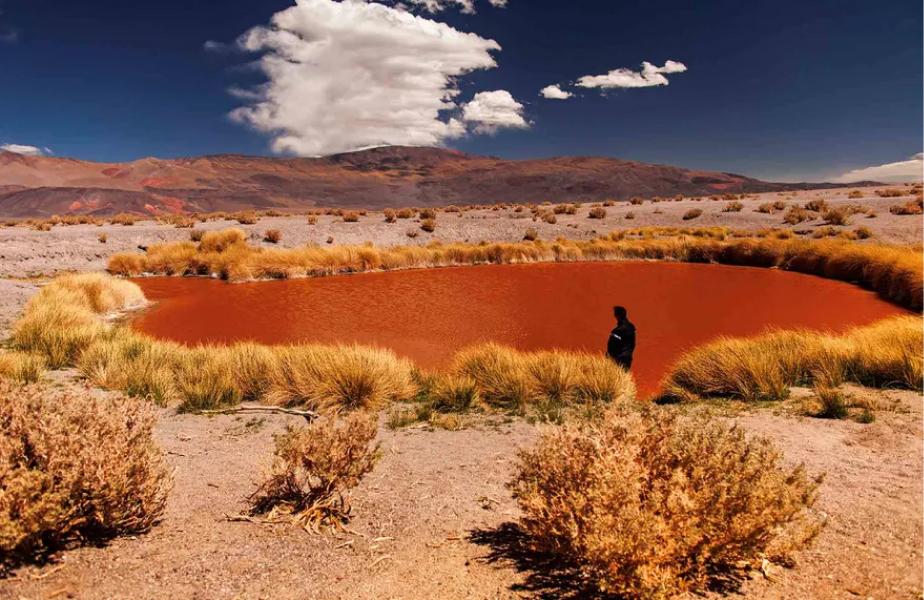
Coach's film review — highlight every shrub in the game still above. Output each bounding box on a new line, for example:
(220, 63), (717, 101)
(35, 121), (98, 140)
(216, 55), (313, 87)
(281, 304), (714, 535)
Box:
(624, 211), (635, 220)
(756, 202), (775, 214)
(890, 199), (923, 215)
(307, 215), (318, 225)
(263, 229), (282, 244)
(342, 211), (360, 223)
(110, 213), (138, 226)
(875, 188), (905, 198)
(587, 207), (607, 219)
(523, 227), (539, 241)
(783, 206), (810, 225)
(248, 412), (379, 532)
(0, 383), (171, 566)
(396, 208), (415, 219)
(190, 229), (204, 242)
(233, 211), (258, 225)
(629, 197), (644, 205)
(420, 218), (436, 232)
(541, 212), (557, 224)
(803, 199), (828, 212)
(510, 408), (822, 598)
(847, 190), (864, 199)
(383, 208), (396, 223)
(682, 208), (703, 220)
(419, 208), (437, 220)
(812, 386), (848, 419)
(822, 207), (850, 226)
(554, 203), (578, 214)
(406, 229), (419, 238)
(854, 226), (873, 239)
(723, 201), (743, 212)
(429, 374), (481, 413)
(98, 233), (107, 244)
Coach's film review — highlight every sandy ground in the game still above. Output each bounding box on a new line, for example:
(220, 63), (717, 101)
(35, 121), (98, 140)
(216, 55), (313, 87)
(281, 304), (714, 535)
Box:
(0, 186), (919, 278)
(0, 381), (920, 600)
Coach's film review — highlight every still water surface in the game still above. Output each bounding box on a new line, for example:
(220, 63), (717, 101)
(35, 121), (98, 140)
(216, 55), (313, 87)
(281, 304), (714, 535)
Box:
(132, 262), (908, 397)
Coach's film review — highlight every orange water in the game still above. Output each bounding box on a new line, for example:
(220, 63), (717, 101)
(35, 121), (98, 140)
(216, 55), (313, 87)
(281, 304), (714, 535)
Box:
(132, 262), (909, 397)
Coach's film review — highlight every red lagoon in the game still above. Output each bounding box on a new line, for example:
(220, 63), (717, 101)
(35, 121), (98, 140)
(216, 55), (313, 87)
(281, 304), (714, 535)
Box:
(131, 262), (909, 398)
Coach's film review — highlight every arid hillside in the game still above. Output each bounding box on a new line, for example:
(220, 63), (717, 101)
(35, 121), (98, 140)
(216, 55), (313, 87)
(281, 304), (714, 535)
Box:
(0, 146), (867, 217)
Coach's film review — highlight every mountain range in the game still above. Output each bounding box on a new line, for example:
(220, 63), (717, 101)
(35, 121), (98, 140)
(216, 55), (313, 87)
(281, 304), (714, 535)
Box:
(0, 146), (864, 217)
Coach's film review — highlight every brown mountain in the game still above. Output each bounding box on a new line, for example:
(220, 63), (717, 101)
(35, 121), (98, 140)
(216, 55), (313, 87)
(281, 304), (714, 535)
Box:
(0, 146), (857, 217)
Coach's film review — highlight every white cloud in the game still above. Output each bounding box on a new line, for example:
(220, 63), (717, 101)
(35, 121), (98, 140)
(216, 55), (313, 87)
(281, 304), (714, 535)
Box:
(831, 153), (923, 184)
(577, 59), (688, 90)
(229, 0), (514, 156)
(461, 90), (529, 133)
(399, 0), (506, 13)
(539, 84), (572, 100)
(1, 143), (50, 156)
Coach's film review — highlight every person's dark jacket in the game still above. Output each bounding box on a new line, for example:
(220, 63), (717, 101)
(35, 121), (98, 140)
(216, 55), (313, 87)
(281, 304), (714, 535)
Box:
(607, 319), (636, 366)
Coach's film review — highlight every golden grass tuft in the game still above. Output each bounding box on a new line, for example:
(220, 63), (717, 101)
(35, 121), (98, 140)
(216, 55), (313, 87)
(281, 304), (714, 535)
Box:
(0, 383), (171, 567)
(661, 315), (923, 401)
(248, 412), (379, 533)
(510, 407), (822, 598)
(0, 351), (46, 383)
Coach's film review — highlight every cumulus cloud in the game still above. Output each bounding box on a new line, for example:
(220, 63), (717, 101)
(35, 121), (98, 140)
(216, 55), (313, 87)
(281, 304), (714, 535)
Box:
(461, 90), (529, 133)
(539, 84), (572, 100)
(831, 153), (923, 184)
(577, 59), (688, 90)
(229, 0), (523, 156)
(0, 143), (51, 156)
(399, 0), (506, 13)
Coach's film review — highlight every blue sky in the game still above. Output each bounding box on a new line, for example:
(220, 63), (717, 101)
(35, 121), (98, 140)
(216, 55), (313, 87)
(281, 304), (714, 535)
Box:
(0, 0), (921, 182)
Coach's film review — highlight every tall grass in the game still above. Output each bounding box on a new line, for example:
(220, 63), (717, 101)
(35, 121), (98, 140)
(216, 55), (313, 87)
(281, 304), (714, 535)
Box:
(661, 315), (923, 401)
(107, 228), (923, 310)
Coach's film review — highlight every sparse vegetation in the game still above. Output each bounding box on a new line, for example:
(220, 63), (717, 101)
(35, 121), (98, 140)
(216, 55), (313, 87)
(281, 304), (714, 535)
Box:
(889, 198), (923, 215)
(723, 201), (743, 212)
(661, 315), (923, 402)
(263, 229), (282, 244)
(587, 207), (606, 219)
(682, 208), (702, 220)
(248, 412), (379, 533)
(0, 351), (46, 383)
(0, 383), (170, 568)
(822, 207), (851, 226)
(783, 206), (810, 225)
(523, 227), (539, 241)
(420, 218), (436, 232)
(510, 407), (822, 598)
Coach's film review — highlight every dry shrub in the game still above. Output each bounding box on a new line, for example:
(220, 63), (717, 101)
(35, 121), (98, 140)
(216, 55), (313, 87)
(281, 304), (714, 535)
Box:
(263, 229), (282, 244)
(682, 208), (702, 220)
(420, 218), (436, 232)
(523, 227), (539, 241)
(429, 374), (481, 413)
(248, 412), (379, 532)
(342, 211), (360, 223)
(554, 203), (578, 214)
(811, 385), (848, 419)
(0, 383), (170, 566)
(233, 210), (258, 225)
(661, 315), (923, 401)
(383, 208), (396, 223)
(822, 207), (850, 225)
(783, 206), (810, 224)
(418, 208), (437, 220)
(723, 201), (743, 212)
(97, 233), (107, 244)
(625, 211), (635, 220)
(587, 207), (607, 219)
(541, 212), (557, 224)
(198, 227), (246, 253)
(396, 208), (415, 219)
(0, 351), (46, 383)
(307, 215), (318, 225)
(190, 229), (204, 242)
(803, 198), (828, 212)
(854, 226), (873, 239)
(510, 407), (822, 598)
(110, 213), (139, 226)
(875, 188), (905, 198)
(847, 190), (864, 199)
(629, 197), (645, 205)
(889, 199), (923, 215)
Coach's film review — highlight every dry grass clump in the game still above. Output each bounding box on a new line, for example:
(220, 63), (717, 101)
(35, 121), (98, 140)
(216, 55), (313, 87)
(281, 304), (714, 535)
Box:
(723, 201), (743, 212)
(523, 227), (539, 241)
(395, 208), (415, 219)
(342, 211), (360, 223)
(510, 407), (822, 598)
(0, 383), (170, 567)
(875, 188), (905, 198)
(783, 206), (810, 224)
(822, 207), (851, 225)
(847, 189), (864, 199)
(451, 344), (635, 419)
(803, 198), (828, 212)
(110, 213), (139, 226)
(248, 413), (379, 532)
(383, 208), (396, 223)
(889, 198), (923, 215)
(661, 315), (922, 402)
(233, 210), (258, 225)
(587, 207), (606, 219)
(420, 218), (436, 232)
(554, 203), (578, 214)
(682, 208), (703, 220)
(0, 351), (46, 383)
(263, 229), (282, 244)
(265, 345), (416, 413)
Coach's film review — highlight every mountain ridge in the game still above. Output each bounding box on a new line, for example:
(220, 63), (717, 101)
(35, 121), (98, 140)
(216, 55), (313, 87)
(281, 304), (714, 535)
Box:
(0, 146), (871, 217)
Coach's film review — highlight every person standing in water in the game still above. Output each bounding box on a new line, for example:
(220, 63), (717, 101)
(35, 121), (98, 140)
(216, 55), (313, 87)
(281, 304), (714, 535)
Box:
(607, 305), (636, 370)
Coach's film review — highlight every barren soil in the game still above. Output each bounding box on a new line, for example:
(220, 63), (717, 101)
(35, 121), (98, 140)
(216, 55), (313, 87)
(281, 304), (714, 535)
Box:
(0, 380), (920, 600)
(0, 187), (919, 279)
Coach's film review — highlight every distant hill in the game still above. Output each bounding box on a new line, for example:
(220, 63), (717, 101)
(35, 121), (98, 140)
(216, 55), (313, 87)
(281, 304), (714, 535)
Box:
(0, 146), (868, 217)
